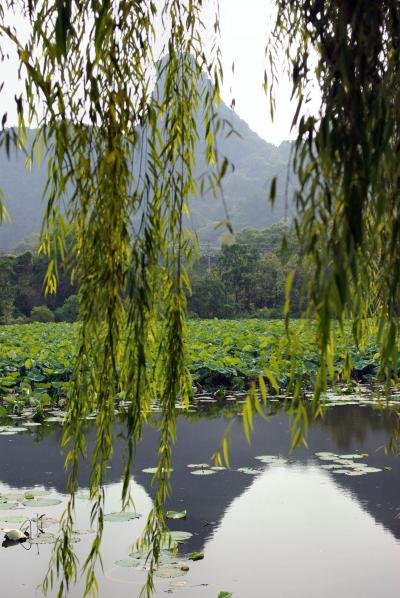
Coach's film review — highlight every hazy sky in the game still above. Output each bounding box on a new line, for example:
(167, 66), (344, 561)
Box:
(217, 0), (296, 145)
(0, 1), (303, 145)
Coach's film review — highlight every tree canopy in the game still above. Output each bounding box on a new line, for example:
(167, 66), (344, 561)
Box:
(1, 1), (400, 596)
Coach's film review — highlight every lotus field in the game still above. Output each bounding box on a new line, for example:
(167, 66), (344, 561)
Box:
(0, 320), (382, 410)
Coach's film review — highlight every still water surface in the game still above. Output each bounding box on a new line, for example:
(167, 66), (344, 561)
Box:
(0, 403), (400, 597)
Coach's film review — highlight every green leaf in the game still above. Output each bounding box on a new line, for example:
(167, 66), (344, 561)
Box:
(166, 510), (187, 520)
(104, 512), (141, 522)
(188, 551), (204, 561)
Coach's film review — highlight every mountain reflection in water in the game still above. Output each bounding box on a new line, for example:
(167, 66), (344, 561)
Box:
(0, 403), (399, 597)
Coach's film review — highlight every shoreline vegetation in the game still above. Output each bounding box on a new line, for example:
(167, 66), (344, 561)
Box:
(0, 320), (383, 413)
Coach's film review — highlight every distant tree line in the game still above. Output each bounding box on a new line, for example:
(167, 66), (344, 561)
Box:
(0, 249), (78, 324)
(0, 222), (305, 324)
(187, 222), (307, 319)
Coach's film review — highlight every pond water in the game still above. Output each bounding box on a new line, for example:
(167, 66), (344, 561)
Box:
(0, 400), (400, 597)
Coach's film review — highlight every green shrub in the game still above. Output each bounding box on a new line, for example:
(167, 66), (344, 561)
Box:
(55, 295), (79, 322)
(30, 305), (55, 323)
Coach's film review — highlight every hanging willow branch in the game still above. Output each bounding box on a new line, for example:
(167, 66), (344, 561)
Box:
(266, 1), (400, 411)
(0, 0), (226, 596)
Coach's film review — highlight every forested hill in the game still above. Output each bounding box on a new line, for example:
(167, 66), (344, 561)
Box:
(0, 106), (293, 252)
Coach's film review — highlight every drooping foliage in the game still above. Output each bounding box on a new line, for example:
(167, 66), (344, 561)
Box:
(267, 1), (400, 397)
(0, 1), (226, 595)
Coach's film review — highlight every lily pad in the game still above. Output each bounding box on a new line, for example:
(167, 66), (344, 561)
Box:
(320, 464), (346, 470)
(169, 531), (192, 543)
(190, 469), (216, 476)
(2, 493), (24, 501)
(22, 498), (62, 507)
(356, 466), (382, 473)
(0, 502), (17, 510)
(217, 593), (233, 598)
(30, 533), (56, 544)
(186, 464), (209, 468)
(0, 426), (28, 435)
(104, 511), (141, 522)
(339, 454), (365, 459)
(237, 467), (261, 475)
(315, 452), (337, 459)
(25, 489), (51, 497)
(142, 467), (174, 474)
(188, 551), (204, 561)
(34, 516), (59, 528)
(255, 455), (287, 465)
(115, 559), (143, 568)
(158, 553), (182, 565)
(168, 580), (187, 590)
(166, 510), (187, 520)
(0, 515), (27, 524)
(76, 492), (90, 500)
(154, 567), (187, 579)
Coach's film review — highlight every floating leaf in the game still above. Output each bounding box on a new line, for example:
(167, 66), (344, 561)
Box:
(157, 553), (182, 565)
(339, 454), (364, 459)
(142, 467), (174, 474)
(320, 464), (346, 470)
(188, 551), (204, 561)
(76, 492), (90, 500)
(104, 511), (141, 522)
(190, 469), (216, 476)
(237, 467), (261, 475)
(166, 510), (187, 520)
(2, 493), (24, 501)
(315, 452), (337, 459)
(186, 464), (209, 468)
(33, 516), (58, 528)
(154, 567), (187, 579)
(115, 559), (143, 568)
(169, 531), (192, 543)
(22, 498), (62, 507)
(0, 502), (17, 510)
(255, 455), (287, 465)
(25, 489), (51, 497)
(217, 592), (233, 598)
(0, 515), (27, 524)
(168, 580), (187, 590)
(30, 533), (56, 544)
(0, 427), (28, 435)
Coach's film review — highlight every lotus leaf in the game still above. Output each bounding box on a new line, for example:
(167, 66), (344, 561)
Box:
(115, 559), (143, 568)
(237, 467), (261, 475)
(188, 551), (204, 561)
(154, 567), (187, 579)
(22, 498), (62, 507)
(166, 510), (187, 520)
(104, 511), (141, 522)
(30, 533), (56, 544)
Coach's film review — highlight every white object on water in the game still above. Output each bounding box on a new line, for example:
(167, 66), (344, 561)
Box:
(3, 529), (29, 541)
